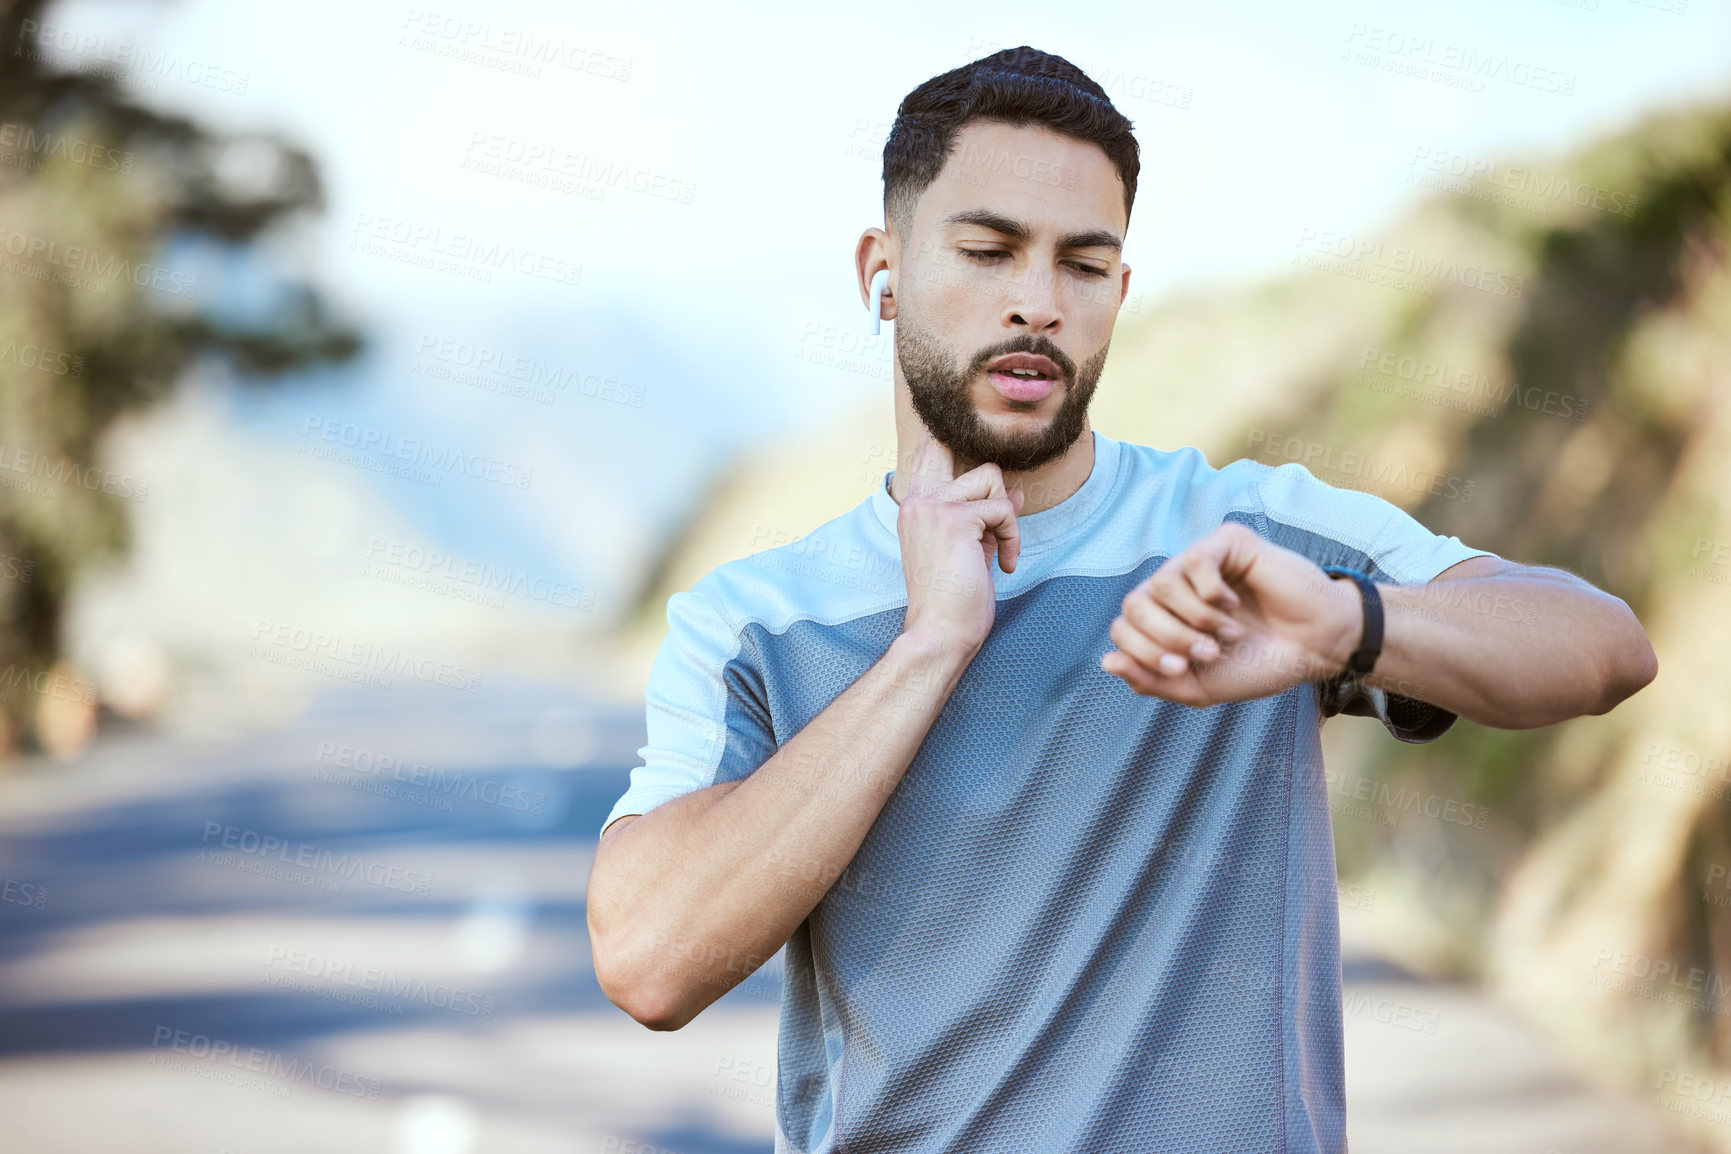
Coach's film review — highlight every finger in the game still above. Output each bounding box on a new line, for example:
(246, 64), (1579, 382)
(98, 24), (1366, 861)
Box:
(1001, 488), (1024, 570)
(1203, 522), (1263, 591)
(1109, 614), (1191, 677)
(1164, 523), (1256, 609)
(1163, 556), (1245, 643)
(1182, 544), (1242, 615)
(1121, 587), (1221, 665)
(946, 459), (1008, 503)
(1103, 649), (1202, 703)
(973, 491), (1021, 573)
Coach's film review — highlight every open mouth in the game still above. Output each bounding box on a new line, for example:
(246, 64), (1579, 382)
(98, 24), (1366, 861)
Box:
(984, 354), (1062, 402)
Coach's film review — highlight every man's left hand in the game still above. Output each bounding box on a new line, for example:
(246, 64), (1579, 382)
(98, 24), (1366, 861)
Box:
(1101, 522), (1360, 706)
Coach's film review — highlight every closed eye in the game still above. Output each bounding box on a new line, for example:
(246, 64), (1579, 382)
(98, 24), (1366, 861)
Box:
(959, 249), (1110, 278)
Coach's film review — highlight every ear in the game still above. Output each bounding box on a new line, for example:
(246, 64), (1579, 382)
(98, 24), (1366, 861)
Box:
(855, 227), (897, 331)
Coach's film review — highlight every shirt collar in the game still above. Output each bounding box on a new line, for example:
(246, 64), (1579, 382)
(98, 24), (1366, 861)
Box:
(869, 429), (1121, 556)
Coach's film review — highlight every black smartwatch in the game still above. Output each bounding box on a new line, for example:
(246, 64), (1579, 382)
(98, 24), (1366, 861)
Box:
(1320, 565), (1383, 677)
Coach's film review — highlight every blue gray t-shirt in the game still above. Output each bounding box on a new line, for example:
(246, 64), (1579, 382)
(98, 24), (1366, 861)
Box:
(603, 430), (1494, 1152)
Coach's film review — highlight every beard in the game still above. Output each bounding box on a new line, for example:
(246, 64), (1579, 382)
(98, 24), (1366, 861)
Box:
(895, 311), (1110, 473)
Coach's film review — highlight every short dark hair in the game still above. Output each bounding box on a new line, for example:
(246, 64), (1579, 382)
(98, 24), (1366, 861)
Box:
(881, 46), (1140, 239)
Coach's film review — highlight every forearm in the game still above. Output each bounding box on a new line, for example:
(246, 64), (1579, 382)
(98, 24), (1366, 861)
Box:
(588, 627), (972, 1028)
(1352, 566), (1657, 729)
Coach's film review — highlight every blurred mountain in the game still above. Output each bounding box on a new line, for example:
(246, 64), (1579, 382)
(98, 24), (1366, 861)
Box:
(621, 97), (1731, 1144)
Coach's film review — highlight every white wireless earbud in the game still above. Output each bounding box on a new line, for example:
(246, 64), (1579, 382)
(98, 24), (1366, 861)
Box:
(867, 269), (890, 335)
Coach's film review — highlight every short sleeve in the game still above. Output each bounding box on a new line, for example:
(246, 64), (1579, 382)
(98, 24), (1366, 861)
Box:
(1314, 677), (1457, 744)
(1247, 462), (1500, 744)
(600, 587), (777, 835)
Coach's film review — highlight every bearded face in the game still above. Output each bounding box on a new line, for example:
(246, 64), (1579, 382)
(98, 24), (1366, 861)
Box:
(894, 309), (1110, 473)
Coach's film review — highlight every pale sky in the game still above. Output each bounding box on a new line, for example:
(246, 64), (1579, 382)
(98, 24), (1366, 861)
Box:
(46, 0), (1731, 618)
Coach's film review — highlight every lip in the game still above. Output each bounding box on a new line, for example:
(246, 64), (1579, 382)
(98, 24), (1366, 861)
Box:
(986, 352), (1062, 378)
(985, 352), (1061, 403)
(987, 370), (1057, 403)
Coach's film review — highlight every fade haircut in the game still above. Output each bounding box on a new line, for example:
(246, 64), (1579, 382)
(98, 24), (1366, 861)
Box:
(881, 46), (1140, 240)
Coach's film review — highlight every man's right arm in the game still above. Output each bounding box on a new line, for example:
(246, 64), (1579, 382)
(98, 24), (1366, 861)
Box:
(587, 627), (972, 1030)
(586, 431), (1021, 1031)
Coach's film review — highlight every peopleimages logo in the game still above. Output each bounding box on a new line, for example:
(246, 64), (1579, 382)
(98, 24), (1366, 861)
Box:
(249, 618), (485, 694)
(314, 740), (548, 814)
(16, 21), (251, 95)
(1, 877), (47, 910)
(397, 10), (633, 81)
(413, 335), (644, 407)
(0, 227), (199, 297)
(0, 662), (96, 705)
(461, 131), (696, 205)
(1354, 344), (1588, 422)
(199, 822), (433, 895)
(1407, 145), (1638, 219)
(147, 1026), (380, 1099)
(1246, 428), (1475, 503)
(1342, 24), (1576, 96)
(348, 212), (582, 288)
(362, 536), (596, 612)
(300, 416), (533, 489)
(0, 337), (83, 377)
(1294, 227), (1527, 298)
(263, 946), (496, 1018)
(0, 443), (149, 502)
(1322, 768), (1489, 829)
(0, 121), (136, 174)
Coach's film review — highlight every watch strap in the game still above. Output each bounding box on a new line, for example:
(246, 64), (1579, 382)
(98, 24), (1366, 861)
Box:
(1321, 565), (1383, 676)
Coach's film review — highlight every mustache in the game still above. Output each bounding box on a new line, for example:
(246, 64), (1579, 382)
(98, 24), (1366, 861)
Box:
(970, 338), (1076, 379)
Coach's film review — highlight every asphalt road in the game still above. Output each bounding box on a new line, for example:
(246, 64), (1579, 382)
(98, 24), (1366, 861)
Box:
(0, 681), (1691, 1153)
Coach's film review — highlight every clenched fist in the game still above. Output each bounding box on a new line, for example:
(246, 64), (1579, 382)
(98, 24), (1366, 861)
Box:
(1101, 522), (1363, 706)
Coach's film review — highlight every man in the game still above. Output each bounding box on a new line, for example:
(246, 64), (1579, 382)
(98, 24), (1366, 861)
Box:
(585, 46), (1656, 1152)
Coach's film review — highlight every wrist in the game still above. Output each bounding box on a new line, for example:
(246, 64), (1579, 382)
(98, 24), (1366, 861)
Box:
(890, 626), (977, 685)
(1323, 588), (1360, 679)
(1316, 569), (1368, 679)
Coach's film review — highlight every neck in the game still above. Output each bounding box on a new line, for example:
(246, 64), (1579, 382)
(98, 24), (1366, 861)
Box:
(887, 386), (1095, 516)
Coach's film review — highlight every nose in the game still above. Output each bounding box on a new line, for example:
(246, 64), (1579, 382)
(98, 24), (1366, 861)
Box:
(1002, 266), (1060, 333)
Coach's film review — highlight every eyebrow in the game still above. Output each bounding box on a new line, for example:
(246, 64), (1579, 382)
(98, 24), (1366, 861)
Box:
(938, 208), (1123, 253)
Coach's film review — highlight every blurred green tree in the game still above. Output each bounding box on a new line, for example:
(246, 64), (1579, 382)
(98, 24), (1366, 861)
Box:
(0, 0), (359, 754)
